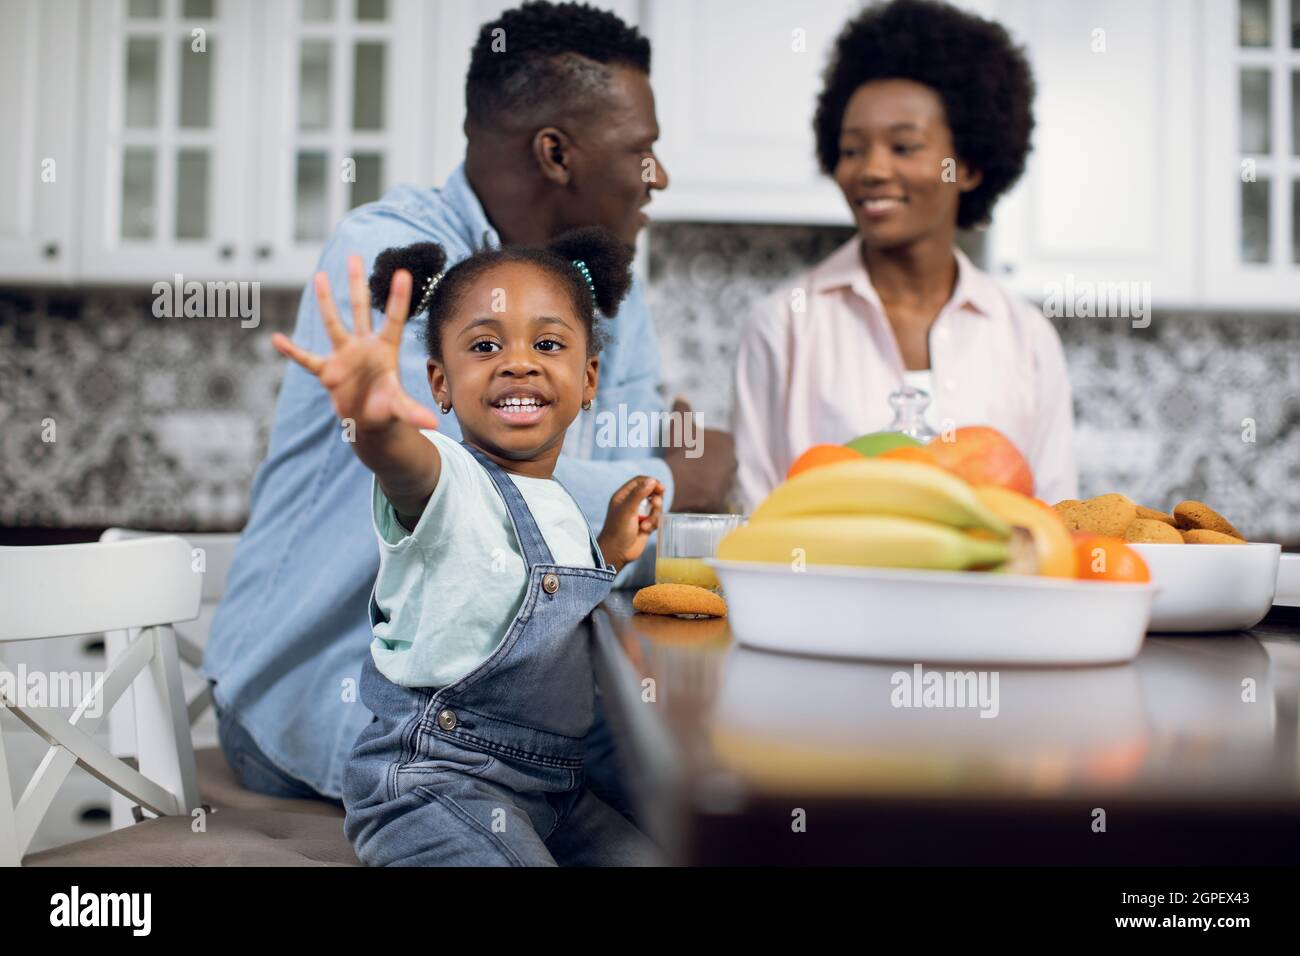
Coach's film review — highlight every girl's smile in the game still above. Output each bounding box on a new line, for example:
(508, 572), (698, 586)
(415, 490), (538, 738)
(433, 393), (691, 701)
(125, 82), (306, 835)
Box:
(488, 385), (553, 427)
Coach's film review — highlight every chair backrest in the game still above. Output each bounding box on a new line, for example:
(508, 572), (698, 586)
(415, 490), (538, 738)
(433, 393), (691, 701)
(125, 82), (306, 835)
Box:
(0, 537), (202, 642)
(100, 529), (240, 606)
(97, 530), (240, 831)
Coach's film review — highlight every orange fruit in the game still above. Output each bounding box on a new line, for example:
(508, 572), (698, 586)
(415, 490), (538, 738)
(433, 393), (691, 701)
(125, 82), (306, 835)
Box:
(785, 443), (864, 480)
(1072, 534), (1150, 583)
(878, 445), (941, 467)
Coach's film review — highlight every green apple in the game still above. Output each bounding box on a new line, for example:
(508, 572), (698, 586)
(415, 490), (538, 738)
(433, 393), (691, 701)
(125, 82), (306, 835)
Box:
(844, 431), (922, 458)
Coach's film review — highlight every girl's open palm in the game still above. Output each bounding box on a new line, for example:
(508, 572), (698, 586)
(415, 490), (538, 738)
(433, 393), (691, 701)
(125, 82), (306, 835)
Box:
(272, 255), (441, 434)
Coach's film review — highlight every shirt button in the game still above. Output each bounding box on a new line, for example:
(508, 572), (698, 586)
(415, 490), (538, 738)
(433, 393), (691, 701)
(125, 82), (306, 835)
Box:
(542, 573), (560, 594)
(436, 709), (457, 731)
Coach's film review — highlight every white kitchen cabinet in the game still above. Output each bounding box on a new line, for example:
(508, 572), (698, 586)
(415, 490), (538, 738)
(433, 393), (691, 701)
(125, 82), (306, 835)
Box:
(5, 0), (632, 287)
(7, 0), (1296, 308)
(248, 0), (427, 284)
(79, 0), (256, 281)
(0, 0), (83, 282)
(1200, 0), (1300, 308)
(990, 0), (1300, 312)
(78, 0), (430, 286)
(986, 0), (1200, 309)
(640, 0), (858, 225)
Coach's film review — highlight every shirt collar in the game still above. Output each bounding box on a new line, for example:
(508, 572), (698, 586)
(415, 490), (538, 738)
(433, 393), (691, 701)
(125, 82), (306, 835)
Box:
(948, 246), (999, 318)
(441, 162), (502, 252)
(811, 238), (997, 318)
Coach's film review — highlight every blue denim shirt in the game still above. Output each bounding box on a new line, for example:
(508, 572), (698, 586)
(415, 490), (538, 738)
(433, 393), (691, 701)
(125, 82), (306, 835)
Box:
(202, 165), (673, 799)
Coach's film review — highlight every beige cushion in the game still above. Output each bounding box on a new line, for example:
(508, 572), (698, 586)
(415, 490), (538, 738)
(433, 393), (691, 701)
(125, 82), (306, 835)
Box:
(24, 747), (359, 867)
(189, 746), (347, 818)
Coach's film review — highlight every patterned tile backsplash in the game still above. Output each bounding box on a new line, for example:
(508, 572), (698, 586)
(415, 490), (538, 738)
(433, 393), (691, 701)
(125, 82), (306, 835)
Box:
(3, 222), (1299, 543)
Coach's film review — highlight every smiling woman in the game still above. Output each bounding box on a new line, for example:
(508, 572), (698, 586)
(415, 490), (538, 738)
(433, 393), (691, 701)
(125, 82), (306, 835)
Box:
(731, 0), (1079, 511)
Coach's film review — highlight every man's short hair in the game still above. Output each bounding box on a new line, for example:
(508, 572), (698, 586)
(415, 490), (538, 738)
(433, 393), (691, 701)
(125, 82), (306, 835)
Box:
(466, 1), (651, 129)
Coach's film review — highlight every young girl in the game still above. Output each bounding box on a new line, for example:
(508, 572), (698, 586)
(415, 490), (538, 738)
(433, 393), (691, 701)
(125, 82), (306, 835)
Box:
(272, 228), (664, 866)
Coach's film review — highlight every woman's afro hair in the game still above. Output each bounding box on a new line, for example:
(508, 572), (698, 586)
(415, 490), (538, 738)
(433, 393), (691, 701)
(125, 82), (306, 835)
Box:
(813, 0), (1035, 229)
(368, 227), (634, 362)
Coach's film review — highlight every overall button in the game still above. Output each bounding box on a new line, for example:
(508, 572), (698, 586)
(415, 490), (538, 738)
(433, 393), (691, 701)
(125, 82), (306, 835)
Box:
(436, 709), (457, 731)
(542, 573), (560, 594)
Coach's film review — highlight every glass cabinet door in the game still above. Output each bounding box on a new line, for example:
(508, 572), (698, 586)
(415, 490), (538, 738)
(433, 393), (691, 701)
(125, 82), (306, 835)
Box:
(1203, 0), (1300, 306)
(82, 0), (253, 279)
(251, 0), (424, 285)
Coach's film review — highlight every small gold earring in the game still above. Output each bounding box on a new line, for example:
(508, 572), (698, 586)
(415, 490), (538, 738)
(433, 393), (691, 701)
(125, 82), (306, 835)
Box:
(582, 400), (592, 411)
(439, 401), (450, 413)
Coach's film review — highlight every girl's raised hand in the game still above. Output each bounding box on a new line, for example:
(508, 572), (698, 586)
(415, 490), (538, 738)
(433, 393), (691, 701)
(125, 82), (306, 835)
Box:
(272, 255), (441, 434)
(597, 476), (665, 573)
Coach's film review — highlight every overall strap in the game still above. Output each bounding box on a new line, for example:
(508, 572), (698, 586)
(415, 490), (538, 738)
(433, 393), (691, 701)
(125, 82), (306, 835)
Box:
(460, 441), (556, 568)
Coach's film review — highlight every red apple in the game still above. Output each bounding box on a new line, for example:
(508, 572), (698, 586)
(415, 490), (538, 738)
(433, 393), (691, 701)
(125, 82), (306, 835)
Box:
(927, 426), (1034, 496)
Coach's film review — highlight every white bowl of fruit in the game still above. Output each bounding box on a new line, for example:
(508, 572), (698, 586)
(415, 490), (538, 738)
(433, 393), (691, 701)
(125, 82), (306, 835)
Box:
(711, 428), (1157, 666)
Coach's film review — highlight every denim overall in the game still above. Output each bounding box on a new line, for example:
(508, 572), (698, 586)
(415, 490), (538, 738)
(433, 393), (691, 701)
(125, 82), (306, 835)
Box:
(343, 442), (662, 866)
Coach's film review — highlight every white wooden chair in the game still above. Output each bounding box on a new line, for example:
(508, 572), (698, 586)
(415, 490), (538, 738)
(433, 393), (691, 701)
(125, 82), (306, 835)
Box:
(100, 528), (240, 830)
(0, 536), (203, 866)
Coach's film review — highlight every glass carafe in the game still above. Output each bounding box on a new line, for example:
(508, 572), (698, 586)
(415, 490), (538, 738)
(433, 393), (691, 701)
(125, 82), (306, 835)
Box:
(887, 385), (938, 442)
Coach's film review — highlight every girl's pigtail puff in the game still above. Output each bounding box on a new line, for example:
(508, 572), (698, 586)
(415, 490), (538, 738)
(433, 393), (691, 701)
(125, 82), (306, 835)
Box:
(546, 227), (635, 317)
(369, 242), (449, 317)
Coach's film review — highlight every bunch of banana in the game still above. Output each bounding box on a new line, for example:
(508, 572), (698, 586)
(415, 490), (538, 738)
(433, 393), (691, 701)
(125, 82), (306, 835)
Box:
(719, 458), (1016, 572)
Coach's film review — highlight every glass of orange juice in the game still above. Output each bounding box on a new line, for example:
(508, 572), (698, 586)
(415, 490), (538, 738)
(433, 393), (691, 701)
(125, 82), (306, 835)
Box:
(655, 513), (746, 594)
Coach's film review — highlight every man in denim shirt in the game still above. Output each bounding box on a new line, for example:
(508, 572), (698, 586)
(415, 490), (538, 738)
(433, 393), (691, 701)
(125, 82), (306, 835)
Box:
(202, 2), (736, 805)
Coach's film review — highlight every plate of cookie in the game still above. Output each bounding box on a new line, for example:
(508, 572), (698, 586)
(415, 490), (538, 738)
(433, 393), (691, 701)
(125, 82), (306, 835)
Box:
(1053, 496), (1280, 633)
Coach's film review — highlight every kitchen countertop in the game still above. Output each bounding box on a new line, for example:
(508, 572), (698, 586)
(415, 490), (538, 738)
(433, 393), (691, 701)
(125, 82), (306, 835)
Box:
(591, 594), (1300, 865)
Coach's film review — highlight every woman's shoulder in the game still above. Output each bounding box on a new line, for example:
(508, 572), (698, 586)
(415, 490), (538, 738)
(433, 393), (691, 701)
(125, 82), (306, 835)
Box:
(769, 236), (861, 302)
(752, 236), (862, 334)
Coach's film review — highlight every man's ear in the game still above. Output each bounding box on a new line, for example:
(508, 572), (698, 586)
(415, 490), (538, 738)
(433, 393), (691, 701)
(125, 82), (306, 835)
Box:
(532, 127), (574, 186)
(427, 358), (449, 408)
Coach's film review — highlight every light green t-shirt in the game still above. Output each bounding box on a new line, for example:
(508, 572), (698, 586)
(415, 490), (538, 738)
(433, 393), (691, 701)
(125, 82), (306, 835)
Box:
(369, 429), (602, 688)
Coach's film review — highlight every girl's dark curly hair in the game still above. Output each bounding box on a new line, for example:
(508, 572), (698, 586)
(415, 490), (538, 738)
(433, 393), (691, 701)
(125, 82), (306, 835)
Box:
(813, 0), (1035, 229)
(368, 228), (634, 363)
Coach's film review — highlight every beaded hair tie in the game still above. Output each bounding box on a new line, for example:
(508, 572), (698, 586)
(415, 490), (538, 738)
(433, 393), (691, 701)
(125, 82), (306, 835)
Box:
(571, 259), (596, 302)
(415, 270), (444, 315)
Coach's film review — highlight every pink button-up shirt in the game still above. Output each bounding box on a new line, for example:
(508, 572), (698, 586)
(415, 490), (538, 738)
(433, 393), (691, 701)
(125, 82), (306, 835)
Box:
(731, 239), (1078, 511)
